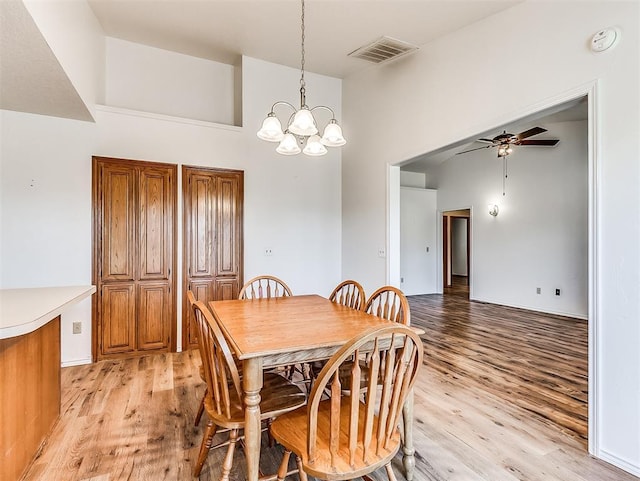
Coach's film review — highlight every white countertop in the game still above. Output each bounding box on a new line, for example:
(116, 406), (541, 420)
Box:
(0, 285), (96, 339)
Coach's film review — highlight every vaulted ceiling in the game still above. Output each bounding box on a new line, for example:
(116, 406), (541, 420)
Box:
(87, 0), (522, 79)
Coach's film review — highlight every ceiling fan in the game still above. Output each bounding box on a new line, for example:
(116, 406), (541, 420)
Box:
(457, 127), (559, 158)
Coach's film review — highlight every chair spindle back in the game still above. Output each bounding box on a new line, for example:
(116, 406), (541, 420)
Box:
(238, 275), (292, 300)
(365, 286), (410, 325)
(306, 324), (422, 470)
(190, 299), (243, 421)
(329, 280), (366, 311)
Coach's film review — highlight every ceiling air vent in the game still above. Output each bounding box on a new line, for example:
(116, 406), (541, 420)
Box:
(348, 36), (419, 64)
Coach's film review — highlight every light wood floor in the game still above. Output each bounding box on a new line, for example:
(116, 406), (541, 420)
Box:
(22, 297), (637, 481)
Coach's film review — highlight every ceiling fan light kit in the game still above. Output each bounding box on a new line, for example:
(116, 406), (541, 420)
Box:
(257, 0), (346, 156)
(457, 126), (559, 158)
(456, 127), (560, 196)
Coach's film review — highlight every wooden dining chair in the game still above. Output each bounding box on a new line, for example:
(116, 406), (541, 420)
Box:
(365, 286), (411, 325)
(239, 275), (307, 383)
(329, 279), (365, 311)
(270, 324), (423, 481)
(238, 275), (292, 300)
(186, 290), (208, 427)
(190, 298), (307, 479)
(309, 280), (366, 382)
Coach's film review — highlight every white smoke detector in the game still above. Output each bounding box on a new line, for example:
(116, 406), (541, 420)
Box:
(590, 27), (620, 53)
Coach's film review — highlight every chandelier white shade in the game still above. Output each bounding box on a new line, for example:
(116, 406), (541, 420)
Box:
(303, 135), (328, 156)
(257, 0), (346, 156)
(275, 132), (302, 155)
(257, 114), (285, 142)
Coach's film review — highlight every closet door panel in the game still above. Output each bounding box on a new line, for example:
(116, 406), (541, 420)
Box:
(101, 283), (136, 354)
(101, 165), (135, 281)
(189, 174), (215, 278)
(139, 168), (173, 281)
(186, 280), (215, 347)
(215, 175), (242, 277)
(137, 283), (170, 351)
(214, 278), (239, 302)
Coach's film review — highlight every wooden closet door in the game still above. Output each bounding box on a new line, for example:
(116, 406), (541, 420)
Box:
(183, 166), (243, 349)
(137, 167), (173, 350)
(97, 161), (137, 355)
(93, 157), (176, 360)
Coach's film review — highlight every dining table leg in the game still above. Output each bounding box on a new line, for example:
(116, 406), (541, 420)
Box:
(243, 357), (263, 481)
(402, 389), (416, 481)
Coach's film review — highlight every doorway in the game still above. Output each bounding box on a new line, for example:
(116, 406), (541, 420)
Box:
(387, 85), (598, 453)
(442, 209), (470, 298)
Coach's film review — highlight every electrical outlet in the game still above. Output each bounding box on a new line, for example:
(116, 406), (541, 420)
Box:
(555, 288), (561, 296)
(426, 246), (430, 253)
(264, 248), (273, 256)
(401, 277), (404, 283)
(536, 287), (541, 294)
(378, 248), (386, 258)
(72, 321), (82, 334)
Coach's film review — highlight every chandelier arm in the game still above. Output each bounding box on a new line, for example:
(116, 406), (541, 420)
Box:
(269, 101), (297, 115)
(309, 105), (337, 120)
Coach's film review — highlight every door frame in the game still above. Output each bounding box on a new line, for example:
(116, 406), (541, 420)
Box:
(387, 81), (600, 455)
(442, 209), (471, 290)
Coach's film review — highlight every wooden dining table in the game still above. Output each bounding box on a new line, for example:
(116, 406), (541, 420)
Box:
(209, 294), (418, 481)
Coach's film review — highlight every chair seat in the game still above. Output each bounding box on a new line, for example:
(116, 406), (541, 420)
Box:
(205, 372), (306, 429)
(270, 398), (401, 480)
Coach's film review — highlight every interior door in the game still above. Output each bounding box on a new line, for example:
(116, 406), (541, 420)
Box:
(182, 166), (243, 350)
(93, 157), (177, 360)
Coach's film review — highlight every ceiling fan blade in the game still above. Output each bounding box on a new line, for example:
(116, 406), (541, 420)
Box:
(456, 145), (495, 155)
(477, 138), (495, 144)
(516, 126), (547, 140)
(517, 139), (559, 146)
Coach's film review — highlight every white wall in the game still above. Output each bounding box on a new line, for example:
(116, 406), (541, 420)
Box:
(433, 120), (588, 317)
(241, 57), (342, 296)
(400, 171), (426, 189)
(343, 1), (639, 474)
(451, 217), (467, 277)
(0, 110), (96, 365)
(105, 38), (236, 124)
(23, 0), (105, 115)
(1, 51), (342, 361)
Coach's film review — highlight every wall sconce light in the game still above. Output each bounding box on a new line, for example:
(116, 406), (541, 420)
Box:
(488, 204), (499, 217)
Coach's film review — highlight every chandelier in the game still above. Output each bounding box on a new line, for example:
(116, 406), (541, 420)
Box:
(256, 0), (346, 156)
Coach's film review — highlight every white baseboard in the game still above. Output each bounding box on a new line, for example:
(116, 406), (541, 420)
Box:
(469, 296), (588, 320)
(598, 449), (640, 477)
(61, 357), (92, 367)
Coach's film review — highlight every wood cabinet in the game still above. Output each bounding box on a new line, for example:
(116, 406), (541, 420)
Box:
(1, 317), (60, 481)
(182, 166), (243, 349)
(93, 157), (176, 360)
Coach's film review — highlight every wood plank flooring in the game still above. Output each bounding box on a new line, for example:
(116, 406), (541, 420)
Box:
(409, 286), (588, 442)
(21, 294), (637, 481)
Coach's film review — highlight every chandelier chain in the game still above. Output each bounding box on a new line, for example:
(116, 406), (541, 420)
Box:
(300, 0), (306, 90)
(256, 0), (345, 155)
